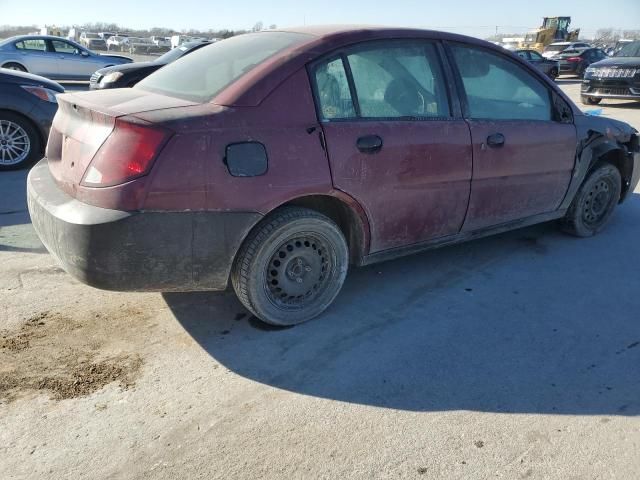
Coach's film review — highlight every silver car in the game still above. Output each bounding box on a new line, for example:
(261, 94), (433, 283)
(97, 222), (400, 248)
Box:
(0, 35), (132, 80)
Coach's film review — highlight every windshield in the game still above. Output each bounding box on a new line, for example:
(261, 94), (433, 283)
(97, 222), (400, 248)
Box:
(85, 33), (99, 39)
(136, 32), (312, 102)
(524, 33), (537, 42)
(155, 42), (202, 63)
(616, 41), (640, 57)
(545, 44), (568, 52)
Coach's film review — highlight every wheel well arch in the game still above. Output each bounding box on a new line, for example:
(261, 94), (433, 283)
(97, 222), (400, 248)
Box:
(0, 108), (44, 155)
(267, 194), (371, 265)
(1, 61), (28, 71)
(593, 144), (635, 202)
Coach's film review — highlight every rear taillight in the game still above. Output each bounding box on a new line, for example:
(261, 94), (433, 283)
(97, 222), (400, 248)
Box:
(81, 118), (171, 187)
(566, 57), (581, 62)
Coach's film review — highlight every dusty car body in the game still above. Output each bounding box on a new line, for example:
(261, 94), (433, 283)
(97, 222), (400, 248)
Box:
(0, 35), (131, 80)
(27, 26), (640, 326)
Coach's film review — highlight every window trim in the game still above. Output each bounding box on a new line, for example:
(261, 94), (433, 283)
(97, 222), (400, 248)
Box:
(444, 41), (562, 123)
(307, 38), (456, 123)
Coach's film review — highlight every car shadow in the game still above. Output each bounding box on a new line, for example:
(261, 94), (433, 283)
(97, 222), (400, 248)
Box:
(164, 195), (640, 416)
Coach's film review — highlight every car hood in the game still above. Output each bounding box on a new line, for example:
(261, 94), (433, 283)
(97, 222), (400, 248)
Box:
(96, 61), (165, 76)
(96, 54), (133, 63)
(0, 68), (64, 92)
(589, 57), (640, 68)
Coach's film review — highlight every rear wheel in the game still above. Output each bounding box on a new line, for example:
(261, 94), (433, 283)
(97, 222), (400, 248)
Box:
(0, 112), (41, 171)
(581, 96), (602, 105)
(232, 207), (349, 326)
(548, 68), (558, 80)
(561, 163), (621, 237)
(2, 63), (26, 72)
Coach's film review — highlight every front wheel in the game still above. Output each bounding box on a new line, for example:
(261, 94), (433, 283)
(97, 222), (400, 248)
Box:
(581, 96), (602, 105)
(232, 207), (349, 326)
(561, 163), (621, 237)
(0, 112), (41, 171)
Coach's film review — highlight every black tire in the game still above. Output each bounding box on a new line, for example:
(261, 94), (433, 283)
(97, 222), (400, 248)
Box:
(581, 96), (602, 105)
(548, 68), (558, 80)
(0, 111), (41, 171)
(562, 163), (621, 237)
(232, 207), (349, 326)
(2, 62), (27, 72)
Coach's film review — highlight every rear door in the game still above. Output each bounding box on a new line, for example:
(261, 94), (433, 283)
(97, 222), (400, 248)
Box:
(14, 38), (58, 78)
(447, 43), (576, 231)
(312, 40), (472, 253)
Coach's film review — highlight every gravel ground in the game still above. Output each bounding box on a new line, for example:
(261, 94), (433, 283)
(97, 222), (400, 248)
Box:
(0, 81), (639, 480)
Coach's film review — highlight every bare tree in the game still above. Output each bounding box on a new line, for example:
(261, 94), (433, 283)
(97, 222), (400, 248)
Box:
(252, 21), (263, 32)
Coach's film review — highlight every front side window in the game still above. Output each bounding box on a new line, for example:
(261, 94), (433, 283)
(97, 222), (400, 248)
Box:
(52, 40), (78, 54)
(15, 39), (46, 51)
(451, 45), (552, 121)
(529, 51), (544, 61)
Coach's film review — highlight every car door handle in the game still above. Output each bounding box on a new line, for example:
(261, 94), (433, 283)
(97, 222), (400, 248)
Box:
(356, 135), (383, 154)
(486, 133), (505, 148)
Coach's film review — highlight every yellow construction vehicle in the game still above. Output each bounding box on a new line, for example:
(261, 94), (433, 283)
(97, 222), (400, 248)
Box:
(518, 17), (580, 52)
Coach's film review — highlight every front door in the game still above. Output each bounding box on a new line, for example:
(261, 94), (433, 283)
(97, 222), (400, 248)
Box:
(50, 40), (97, 79)
(311, 40), (473, 253)
(448, 44), (577, 231)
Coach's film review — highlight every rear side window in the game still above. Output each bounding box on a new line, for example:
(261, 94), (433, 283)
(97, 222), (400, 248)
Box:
(347, 43), (448, 118)
(313, 58), (356, 120)
(451, 45), (552, 121)
(136, 32), (312, 103)
(312, 41), (449, 121)
(15, 39), (46, 51)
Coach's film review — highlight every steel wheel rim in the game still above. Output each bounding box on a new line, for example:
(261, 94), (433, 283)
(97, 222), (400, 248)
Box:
(582, 178), (614, 227)
(265, 233), (333, 310)
(0, 120), (30, 165)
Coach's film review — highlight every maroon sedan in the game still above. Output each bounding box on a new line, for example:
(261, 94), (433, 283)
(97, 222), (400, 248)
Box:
(28, 26), (640, 325)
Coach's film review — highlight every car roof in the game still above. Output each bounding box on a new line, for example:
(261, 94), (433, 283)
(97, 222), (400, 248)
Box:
(215, 25), (552, 107)
(6, 34), (78, 42)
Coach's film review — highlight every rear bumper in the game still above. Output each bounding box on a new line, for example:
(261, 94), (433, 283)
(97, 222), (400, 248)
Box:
(27, 159), (261, 292)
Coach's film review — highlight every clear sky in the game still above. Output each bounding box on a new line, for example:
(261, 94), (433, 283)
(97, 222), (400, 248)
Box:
(1, 0), (639, 38)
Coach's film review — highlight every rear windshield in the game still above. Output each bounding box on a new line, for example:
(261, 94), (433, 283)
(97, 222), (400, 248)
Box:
(545, 44), (569, 52)
(136, 32), (312, 103)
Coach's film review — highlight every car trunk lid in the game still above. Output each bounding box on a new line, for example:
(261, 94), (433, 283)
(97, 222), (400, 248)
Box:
(46, 89), (197, 196)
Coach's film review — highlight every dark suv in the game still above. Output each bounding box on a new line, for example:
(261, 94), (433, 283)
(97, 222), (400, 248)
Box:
(581, 40), (640, 105)
(27, 27), (640, 326)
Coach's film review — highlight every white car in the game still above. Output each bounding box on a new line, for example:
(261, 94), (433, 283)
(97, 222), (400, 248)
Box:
(106, 35), (128, 51)
(542, 42), (591, 58)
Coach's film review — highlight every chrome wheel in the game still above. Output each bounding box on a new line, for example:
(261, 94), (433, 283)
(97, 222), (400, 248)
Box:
(0, 119), (31, 166)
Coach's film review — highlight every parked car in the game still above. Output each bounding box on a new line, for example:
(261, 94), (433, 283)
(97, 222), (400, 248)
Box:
(27, 27), (640, 326)
(0, 35), (132, 80)
(516, 49), (559, 79)
(80, 32), (107, 50)
(151, 36), (171, 49)
(106, 35), (128, 51)
(90, 40), (211, 89)
(581, 40), (640, 105)
(128, 37), (163, 55)
(0, 69), (63, 170)
(553, 47), (608, 78)
(542, 41), (591, 58)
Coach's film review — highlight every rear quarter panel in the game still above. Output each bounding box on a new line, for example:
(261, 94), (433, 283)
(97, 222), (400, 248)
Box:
(138, 68), (334, 213)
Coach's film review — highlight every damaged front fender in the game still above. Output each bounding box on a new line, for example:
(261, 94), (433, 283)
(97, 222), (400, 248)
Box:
(560, 114), (640, 209)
